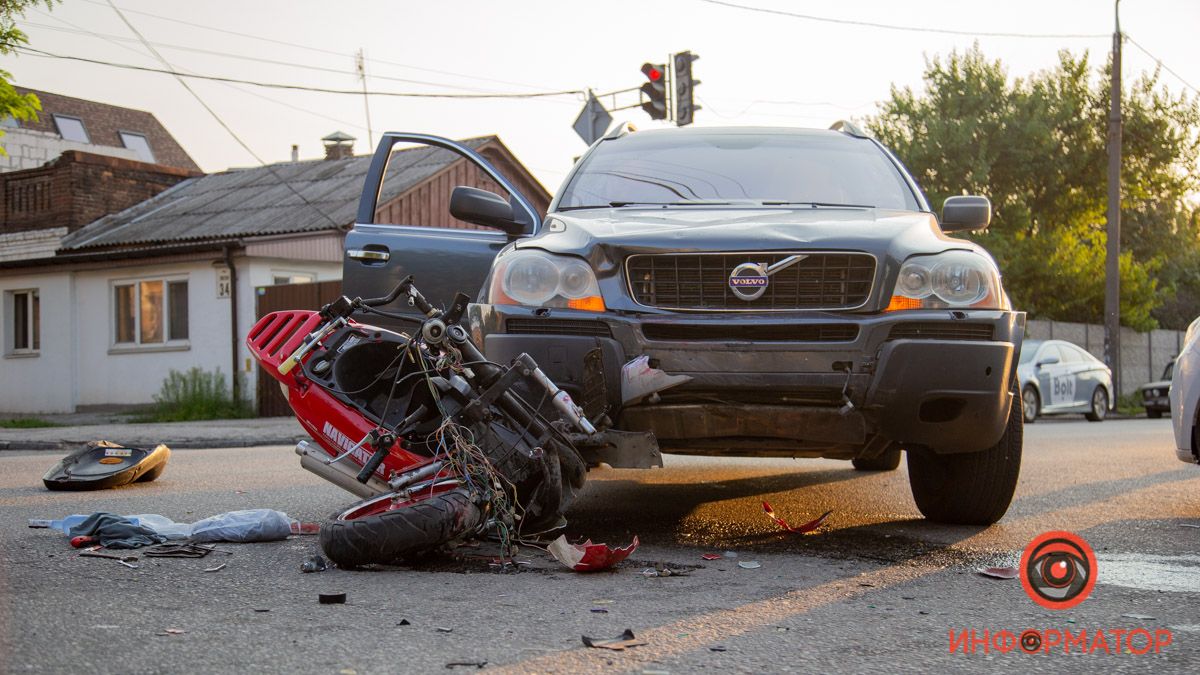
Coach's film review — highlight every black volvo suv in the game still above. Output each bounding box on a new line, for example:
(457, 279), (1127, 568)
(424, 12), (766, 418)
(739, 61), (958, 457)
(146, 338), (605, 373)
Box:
(343, 124), (1026, 525)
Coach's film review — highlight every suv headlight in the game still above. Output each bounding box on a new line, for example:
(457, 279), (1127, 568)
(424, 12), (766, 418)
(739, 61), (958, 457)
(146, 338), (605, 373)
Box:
(887, 251), (1008, 311)
(489, 250), (606, 311)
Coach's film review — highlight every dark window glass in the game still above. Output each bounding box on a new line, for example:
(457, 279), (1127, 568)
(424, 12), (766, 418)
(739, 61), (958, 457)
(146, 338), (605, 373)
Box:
(558, 131), (919, 211)
(31, 291), (39, 350)
(115, 284), (136, 343)
(168, 281), (188, 340)
(13, 292), (28, 351)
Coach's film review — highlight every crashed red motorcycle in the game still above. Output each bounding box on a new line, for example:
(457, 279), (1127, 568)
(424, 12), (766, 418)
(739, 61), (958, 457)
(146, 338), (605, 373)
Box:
(247, 275), (591, 567)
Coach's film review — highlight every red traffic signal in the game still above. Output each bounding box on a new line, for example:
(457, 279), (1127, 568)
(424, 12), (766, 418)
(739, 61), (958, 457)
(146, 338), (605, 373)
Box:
(641, 62), (667, 121)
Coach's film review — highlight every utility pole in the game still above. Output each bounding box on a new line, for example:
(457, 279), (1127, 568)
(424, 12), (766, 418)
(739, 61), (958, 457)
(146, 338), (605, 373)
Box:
(356, 48), (374, 150)
(1104, 1), (1122, 397)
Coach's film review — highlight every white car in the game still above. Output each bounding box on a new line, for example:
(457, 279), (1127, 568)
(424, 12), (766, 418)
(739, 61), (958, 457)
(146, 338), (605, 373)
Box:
(1170, 317), (1200, 465)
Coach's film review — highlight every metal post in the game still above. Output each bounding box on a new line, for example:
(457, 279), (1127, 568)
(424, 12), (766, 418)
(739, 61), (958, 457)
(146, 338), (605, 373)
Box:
(356, 49), (374, 150)
(1104, 0), (1123, 396)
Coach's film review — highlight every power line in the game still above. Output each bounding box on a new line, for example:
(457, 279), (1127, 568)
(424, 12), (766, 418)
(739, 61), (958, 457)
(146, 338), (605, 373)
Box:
(694, 0), (1108, 39)
(27, 10), (372, 135)
(14, 46), (584, 99)
(77, 0), (569, 92)
(20, 19), (507, 93)
(1125, 35), (1199, 96)
(102, 0), (342, 228)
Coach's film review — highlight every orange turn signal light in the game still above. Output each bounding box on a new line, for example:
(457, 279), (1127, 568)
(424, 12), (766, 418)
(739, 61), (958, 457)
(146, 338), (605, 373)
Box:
(885, 296), (923, 312)
(567, 295), (606, 312)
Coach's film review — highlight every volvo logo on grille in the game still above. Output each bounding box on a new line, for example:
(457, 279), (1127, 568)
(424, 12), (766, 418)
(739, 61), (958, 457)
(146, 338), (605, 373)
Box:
(728, 255), (808, 301)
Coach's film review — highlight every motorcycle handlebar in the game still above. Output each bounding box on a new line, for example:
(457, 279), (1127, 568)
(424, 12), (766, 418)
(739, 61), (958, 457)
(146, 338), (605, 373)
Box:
(357, 275), (438, 317)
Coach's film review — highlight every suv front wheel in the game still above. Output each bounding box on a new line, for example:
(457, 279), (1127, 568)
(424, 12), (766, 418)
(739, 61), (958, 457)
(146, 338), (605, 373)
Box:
(906, 383), (1023, 525)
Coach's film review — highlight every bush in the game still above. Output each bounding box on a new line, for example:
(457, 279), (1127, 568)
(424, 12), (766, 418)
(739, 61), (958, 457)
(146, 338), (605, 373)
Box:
(0, 418), (59, 428)
(145, 368), (253, 422)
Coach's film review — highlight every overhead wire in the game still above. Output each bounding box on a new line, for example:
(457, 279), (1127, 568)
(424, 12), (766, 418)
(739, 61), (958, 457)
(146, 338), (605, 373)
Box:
(694, 0), (1109, 39)
(100, 0), (342, 227)
(1125, 35), (1200, 96)
(14, 46), (584, 99)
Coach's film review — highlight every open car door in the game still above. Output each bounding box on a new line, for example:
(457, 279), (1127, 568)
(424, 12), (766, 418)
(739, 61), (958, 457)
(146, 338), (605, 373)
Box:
(342, 133), (544, 318)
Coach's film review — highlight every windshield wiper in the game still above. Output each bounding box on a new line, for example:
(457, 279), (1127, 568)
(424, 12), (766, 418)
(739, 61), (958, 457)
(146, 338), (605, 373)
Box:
(608, 200), (743, 207)
(759, 201), (876, 209)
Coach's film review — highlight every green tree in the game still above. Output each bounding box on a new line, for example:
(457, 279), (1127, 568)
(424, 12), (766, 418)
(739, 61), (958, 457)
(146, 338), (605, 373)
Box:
(868, 45), (1200, 330)
(1, 1), (56, 154)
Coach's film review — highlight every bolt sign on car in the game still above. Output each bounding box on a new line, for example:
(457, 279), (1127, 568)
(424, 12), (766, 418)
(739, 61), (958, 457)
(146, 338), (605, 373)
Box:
(343, 123), (1027, 525)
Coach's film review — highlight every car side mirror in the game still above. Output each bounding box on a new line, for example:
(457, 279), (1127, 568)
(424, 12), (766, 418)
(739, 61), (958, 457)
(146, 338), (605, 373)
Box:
(1036, 356), (1060, 368)
(449, 186), (526, 236)
(941, 195), (992, 233)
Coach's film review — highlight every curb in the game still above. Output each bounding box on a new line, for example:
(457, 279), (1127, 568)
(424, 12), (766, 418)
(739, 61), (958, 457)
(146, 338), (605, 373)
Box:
(0, 437), (307, 452)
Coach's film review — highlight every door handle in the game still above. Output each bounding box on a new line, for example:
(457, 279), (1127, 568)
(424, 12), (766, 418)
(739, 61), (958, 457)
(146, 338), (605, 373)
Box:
(347, 249), (390, 262)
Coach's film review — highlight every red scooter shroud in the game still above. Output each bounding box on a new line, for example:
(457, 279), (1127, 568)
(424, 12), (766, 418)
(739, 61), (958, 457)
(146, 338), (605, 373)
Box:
(246, 310), (427, 481)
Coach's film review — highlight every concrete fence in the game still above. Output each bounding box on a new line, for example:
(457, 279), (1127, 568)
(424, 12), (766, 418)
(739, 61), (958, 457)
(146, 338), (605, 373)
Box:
(1025, 320), (1184, 395)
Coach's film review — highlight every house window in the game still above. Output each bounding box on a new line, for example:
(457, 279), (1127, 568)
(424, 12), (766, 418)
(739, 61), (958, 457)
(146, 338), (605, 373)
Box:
(7, 289), (39, 354)
(52, 115), (90, 143)
(119, 131), (156, 163)
(113, 279), (188, 346)
(271, 272), (315, 286)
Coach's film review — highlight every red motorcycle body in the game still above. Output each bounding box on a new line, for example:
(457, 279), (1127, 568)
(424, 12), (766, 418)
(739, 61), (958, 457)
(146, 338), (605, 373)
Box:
(246, 310), (429, 486)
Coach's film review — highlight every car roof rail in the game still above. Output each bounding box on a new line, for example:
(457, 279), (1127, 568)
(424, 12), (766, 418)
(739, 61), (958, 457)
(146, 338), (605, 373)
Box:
(603, 121), (638, 141)
(830, 120), (870, 138)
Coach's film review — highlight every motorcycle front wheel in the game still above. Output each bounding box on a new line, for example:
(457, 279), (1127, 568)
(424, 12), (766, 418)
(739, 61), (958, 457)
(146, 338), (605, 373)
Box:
(319, 488), (482, 568)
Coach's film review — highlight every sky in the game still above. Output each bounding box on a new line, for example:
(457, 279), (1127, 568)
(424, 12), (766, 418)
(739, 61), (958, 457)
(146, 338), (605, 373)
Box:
(3, 0), (1197, 195)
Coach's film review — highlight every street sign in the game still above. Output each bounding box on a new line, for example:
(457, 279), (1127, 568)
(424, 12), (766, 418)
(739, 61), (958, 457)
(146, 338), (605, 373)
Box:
(216, 267), (231, 298)
(573, 91), (612, 146)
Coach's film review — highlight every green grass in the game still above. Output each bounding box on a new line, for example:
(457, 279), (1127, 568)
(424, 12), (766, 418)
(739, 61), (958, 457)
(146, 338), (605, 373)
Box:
(1116, 392), (1145, 417)
(0, 418), (60, 429)
(138, 367), (254, 422)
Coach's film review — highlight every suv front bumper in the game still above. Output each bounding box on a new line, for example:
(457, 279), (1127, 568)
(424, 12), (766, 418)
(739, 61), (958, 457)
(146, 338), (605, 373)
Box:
(471, 304), (1025, 457)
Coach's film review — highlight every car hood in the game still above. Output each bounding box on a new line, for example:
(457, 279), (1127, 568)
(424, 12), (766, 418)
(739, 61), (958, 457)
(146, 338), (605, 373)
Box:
(520, 207), (982, 267)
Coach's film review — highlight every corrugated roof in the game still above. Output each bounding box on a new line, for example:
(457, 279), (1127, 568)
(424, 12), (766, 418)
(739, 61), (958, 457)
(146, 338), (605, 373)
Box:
(61, 137), (494, 251)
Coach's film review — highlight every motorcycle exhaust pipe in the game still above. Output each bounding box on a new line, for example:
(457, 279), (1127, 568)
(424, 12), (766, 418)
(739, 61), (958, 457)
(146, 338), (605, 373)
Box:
(295, 440), (389, 499)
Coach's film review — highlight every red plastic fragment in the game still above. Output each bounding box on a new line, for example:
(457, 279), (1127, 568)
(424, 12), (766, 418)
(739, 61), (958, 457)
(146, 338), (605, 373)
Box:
(548, 535), (639, 572)
(701, 553), (722, 561)
(978, 566), (1020, 579)
(762, 501), (832, 534)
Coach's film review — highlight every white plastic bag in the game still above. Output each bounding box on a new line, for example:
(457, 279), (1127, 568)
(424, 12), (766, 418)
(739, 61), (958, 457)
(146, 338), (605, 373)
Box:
(187, 509), (297, 543)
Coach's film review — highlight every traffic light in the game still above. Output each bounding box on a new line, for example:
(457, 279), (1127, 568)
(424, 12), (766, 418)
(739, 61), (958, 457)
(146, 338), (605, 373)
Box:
(640, 62), (667, 121)
(673, 51), (700, 126)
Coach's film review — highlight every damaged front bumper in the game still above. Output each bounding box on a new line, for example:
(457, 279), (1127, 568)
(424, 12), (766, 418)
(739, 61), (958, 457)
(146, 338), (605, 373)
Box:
(471, 304), (1025, 463)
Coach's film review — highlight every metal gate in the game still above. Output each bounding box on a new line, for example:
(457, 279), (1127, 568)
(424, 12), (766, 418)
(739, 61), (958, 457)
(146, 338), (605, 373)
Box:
(254, 280), (343, 417)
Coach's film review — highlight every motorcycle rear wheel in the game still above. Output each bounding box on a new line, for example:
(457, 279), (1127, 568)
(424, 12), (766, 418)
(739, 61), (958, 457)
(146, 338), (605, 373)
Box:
(319, 488), (482, 568)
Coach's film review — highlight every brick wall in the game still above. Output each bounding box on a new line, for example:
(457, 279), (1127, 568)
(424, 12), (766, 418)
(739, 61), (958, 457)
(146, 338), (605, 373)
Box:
(0, 151), (197, 235)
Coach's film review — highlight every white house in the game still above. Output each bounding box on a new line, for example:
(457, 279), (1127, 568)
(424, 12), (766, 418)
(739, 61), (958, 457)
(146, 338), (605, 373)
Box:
(0, 135), (549, 413)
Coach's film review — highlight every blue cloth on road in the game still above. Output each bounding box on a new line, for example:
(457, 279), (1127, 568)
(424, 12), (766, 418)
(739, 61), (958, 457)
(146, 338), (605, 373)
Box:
(68, 512), (168, 549)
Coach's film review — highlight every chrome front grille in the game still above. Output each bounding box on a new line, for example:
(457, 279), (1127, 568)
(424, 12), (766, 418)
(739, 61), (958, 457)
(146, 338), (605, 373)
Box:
(625, 252), (875, 311)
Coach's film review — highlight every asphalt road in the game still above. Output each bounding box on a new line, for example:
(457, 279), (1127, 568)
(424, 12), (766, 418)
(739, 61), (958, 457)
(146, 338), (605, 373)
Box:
(1, 418), (1198, 673)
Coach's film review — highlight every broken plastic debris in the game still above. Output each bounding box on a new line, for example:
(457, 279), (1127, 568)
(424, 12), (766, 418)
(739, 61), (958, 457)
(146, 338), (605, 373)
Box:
(977, 566), (1020, 580)
(445, 662), (487, 669)
(436, 627), (454, 633)
(318, 592), (346, 604)
(701, 553), (722, 561)
(762, 501), (832, 534)
(737, 561), (761, 569)
(396, 619), (411, 626)
(1121, 613), (1156, 620)
(641, 562), (690, 577)
(156, 628), (186, 636)
(547, 534), (639, 572)
(581, 628), (647, 651)
(621, 355), (692, 405)
(302, 555), (329, 573)
(710, 646), (728, 652)
(1179, 523), (1200, 529)
(203, 563), (227, 573)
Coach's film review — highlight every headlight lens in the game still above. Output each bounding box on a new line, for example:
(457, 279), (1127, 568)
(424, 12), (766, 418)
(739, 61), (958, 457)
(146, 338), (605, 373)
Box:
(887, 251), (1006, 310)
(490, 250), (605, 311)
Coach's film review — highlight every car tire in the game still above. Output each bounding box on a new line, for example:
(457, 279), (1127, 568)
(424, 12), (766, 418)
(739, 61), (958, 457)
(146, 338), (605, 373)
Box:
(1021, 386), (1039, 424)
(1085, 386), (1108, 422)
(1147, 409), (1163, 419)
(907, 383), (1022, 525)
(852, 446), (902, 471)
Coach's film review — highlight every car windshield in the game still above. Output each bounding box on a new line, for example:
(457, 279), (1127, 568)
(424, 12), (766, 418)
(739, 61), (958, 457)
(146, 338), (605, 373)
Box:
(556, 131), (920, 211)
(1019, 341), (1042, 364)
